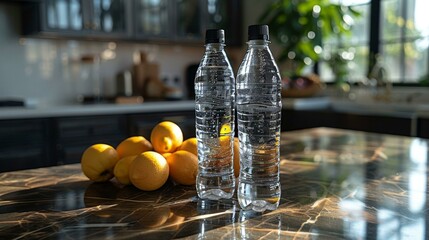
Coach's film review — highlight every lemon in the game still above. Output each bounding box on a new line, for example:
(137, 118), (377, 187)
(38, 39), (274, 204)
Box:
(113, 155), (137, 185)
(178, 137), (198, 156)
(81, 144), (119, 182)
(129, 151), (169, 191)
(116, 136), (153, 158)
(220, 123), (232, 134)
(219, 123), (232, 147)
(165, 150), (198, 185)
(151, 121), (183, 153)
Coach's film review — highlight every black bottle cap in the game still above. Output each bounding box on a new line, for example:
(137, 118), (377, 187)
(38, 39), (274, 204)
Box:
(205, 29), (225, 44)
(248, 24), (269, 41)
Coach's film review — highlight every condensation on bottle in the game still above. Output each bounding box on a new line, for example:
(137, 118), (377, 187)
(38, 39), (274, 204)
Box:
(236, 25), (282, 212)
(195, 29), (236, 200)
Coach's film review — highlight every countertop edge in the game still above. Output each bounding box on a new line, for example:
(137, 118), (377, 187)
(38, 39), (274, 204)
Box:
(0, 101), (196, 120)
(1, 98), (429, 120)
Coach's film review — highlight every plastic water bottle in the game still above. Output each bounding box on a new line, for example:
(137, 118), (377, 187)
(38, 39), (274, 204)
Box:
(236, 25), (282, 212)
(195, 29), (236, 200)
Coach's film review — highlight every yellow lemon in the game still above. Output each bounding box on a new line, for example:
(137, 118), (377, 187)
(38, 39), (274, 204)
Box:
(233, 137), (240, 178)
(129, 151), (169, 191)
(81, 144), (119, 182)
(151, 121), (183, 153)
(113, 155), (137, 185)
(178, 137), (198, 156)
(220, 123), (232, 134)
(116, 136), (153, 158)
(165, 150), (198, 186)
(219, 123), (232, 147)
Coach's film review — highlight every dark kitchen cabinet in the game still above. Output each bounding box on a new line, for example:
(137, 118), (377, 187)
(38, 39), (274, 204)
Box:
(204, 0), (242, 46)
(133, 0), (205, 42)
(21, 0), (242, 45)
(134, 0), (171, 40)
(22, 0), (132, 39)
(129, 111), (195, 139)
(0, 119), (53, 172)
(171, 0), (242, 45)
(417, 118), (429, 139)
(0, 110), (195, 173)
(133, 0), (210, 43)
(53, 115), (128, 165)
(173, 0), (203, 42)
(282, 109), (413, 137)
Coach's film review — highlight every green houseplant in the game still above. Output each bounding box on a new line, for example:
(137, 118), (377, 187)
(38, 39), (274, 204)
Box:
(259, 0), (360, 77)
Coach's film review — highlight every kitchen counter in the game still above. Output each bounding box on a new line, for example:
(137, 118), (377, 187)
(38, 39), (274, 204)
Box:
(1, 128), (428, 239)
(0, 100), (196, 120)
(1, 97), (428, 121)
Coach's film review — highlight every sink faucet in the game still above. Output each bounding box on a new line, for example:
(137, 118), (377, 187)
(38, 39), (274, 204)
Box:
(368, 54), (391, 101)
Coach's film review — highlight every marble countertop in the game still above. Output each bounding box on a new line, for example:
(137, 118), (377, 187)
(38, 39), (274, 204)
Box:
(1, 128), (428, 239)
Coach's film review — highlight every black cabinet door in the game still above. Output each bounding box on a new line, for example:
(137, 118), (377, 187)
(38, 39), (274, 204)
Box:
(0, 119), (52, 173)
(417, 118), (429, 139)
(133, 0), (241, 44)
(134, 0), (171, 40)
(22, 0), (242, 44)
(26, 0), (132, 38)
(40, 0), (89, 36)
(129, 111), (195, 140)
(87, 0), (132, 38)
(54, 115), (128, 165)
(134, 0), (204, 42)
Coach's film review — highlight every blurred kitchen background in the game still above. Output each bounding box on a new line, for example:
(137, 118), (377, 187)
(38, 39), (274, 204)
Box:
(0, 0), (247, 105)
(1, 0), (428, 105)
(1, 0), (429, 172)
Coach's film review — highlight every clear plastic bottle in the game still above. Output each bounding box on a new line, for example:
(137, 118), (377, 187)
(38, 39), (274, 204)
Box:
(195, 29), (236, 200)
(236, 25), (282, 212)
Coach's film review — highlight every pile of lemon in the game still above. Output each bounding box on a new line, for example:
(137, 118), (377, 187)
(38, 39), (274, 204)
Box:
(81, 121), (203, 191)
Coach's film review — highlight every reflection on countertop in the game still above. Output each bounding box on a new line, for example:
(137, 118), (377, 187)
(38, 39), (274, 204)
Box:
(0, 128), (428, 239)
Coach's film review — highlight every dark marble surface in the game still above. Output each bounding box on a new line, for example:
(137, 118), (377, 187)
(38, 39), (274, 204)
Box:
(1, 128), (428, 239)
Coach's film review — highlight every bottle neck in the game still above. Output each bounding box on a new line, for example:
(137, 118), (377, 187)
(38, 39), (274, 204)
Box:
(247, 39), (270, 48)
(205, 43), (225, 52)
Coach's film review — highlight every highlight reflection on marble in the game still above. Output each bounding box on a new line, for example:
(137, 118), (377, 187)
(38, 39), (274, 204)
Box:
(1, 128), (428, 239)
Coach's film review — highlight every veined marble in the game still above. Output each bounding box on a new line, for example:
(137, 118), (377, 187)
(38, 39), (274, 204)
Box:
(0, 128), (428, 239)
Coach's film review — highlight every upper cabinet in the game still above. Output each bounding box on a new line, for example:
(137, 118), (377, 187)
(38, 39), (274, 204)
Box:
(21, 0), (242, 45)
(134, 0), (171, 40)
(88, 0), (132, 36)
(44, 0), (85, 32)
(204, 0), (241, 46)
(22, 0), (132, 38)
(173, 0), (203, 42)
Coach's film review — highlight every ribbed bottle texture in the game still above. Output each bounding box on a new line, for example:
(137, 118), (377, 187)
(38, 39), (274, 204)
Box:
(195, 29), (236, 200)
(236, 25), (282, 212)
